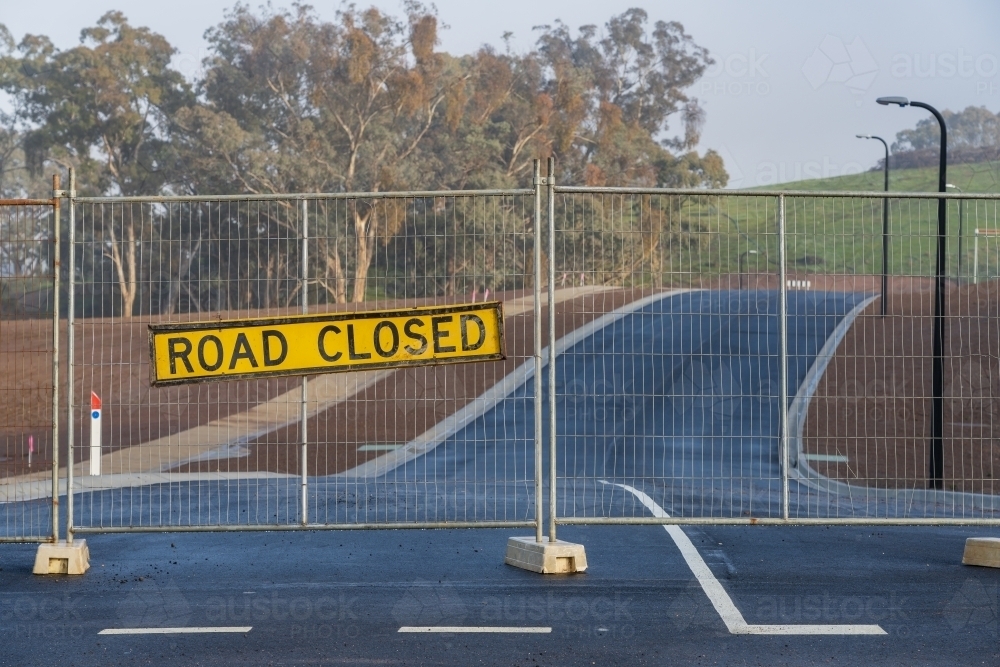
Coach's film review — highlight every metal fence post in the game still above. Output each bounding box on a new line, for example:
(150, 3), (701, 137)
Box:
(531, 160), (544, 543)
(546, 158), (557, 543)
(777, 194), (790, 521)
(50, 175), (61, 543)
(65, 169), (76, 543)
(300, 198), (309, 526)
(973, 230), (980, 283)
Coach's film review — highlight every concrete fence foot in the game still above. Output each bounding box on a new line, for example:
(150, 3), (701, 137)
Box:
(962, 537), (1000, 568)
(505, 537), (587, 574)
(33, 540), (90, 575)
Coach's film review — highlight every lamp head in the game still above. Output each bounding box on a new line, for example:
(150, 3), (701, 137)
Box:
(876, 96), (909, 107)
(856, 134), (871, 139)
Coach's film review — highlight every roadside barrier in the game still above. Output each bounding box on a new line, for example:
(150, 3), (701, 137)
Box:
(3, 164), (999, 555)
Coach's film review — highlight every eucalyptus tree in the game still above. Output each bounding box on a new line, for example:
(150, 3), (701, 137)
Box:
(174, 3), (459, 304)
(0, 13), (192, 317)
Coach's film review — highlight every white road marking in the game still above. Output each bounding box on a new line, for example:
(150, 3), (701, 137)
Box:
(98, 627), (252, 635)
(802, 454), (849, 463)
(606, 482), (886, 636)
(398, 626), (551, 633)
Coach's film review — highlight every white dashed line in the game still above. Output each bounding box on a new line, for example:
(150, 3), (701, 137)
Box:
(606, 482), (887, 636)
(398, 627), (552, 633)
(99, 627), (252, 635)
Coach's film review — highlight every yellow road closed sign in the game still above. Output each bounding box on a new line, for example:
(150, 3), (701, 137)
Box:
(148, 302), (504, 386)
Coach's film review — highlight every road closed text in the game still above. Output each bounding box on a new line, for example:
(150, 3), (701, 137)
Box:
(148, 302), (504, 386)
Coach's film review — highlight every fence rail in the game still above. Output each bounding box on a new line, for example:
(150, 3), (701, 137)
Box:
(2, 165), (1000, 545)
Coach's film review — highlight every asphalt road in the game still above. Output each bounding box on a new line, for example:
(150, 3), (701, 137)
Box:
(1, 525), (997, 666)
(2, 290), (999, 665)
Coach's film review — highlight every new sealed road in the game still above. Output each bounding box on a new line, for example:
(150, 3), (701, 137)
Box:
(1, 526), (997, 665)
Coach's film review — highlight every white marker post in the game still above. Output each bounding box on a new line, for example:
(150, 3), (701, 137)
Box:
(89, 392), (102, 476)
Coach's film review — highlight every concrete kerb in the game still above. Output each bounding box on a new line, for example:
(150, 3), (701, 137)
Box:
(787, 294), (1000, 516)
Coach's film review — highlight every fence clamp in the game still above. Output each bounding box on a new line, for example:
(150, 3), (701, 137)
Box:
(533, 177), (553, 186)
(53, 190), (77, 199)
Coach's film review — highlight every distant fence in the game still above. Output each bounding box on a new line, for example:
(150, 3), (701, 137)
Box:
(2, 165), (1000, 545)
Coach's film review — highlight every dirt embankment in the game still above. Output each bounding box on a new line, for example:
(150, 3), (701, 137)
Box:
(0, 294), (531, 478)
(804, 279), (1000, 494)
(1, 289), (657, 478)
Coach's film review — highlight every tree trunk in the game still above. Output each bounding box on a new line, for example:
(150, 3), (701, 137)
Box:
(106, 217), (138, 318)
(319, 239), (348, 304)
(352, 205), (376, 303)
(163, 238), (201, 315)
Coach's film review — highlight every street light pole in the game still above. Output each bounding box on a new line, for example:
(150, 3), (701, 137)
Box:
(738, 249), (759, 290)
(877, 96), (947, 490)
(857, 134), (891, 316)
(947, 183), (964, 279)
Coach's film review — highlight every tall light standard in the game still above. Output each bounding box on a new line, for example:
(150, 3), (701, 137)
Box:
(876, 96), (946, 490)
(738, 249), (759, 289)
(946, 183), (964, 279)
(857, 134), (891, 316)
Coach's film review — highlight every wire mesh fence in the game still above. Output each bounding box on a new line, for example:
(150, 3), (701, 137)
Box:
(794, 195), (1000, 521)
(550, 187), (1000, 526)
(66, 189), (539, 532)
(4, 171), (1000, 538)
(0, 198), (58, 542)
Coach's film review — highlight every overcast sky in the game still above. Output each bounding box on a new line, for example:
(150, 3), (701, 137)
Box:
(2, 0), (998, 187)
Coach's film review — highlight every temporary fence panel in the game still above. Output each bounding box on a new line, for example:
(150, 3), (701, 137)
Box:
(549, 186), (1000, 527)
(4, 173), (996, 538)
(546, 185), (785, 528)
(66, 184), (539, 533)
(794, 194), (1000, 522)
(0, 192), (59, 543)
